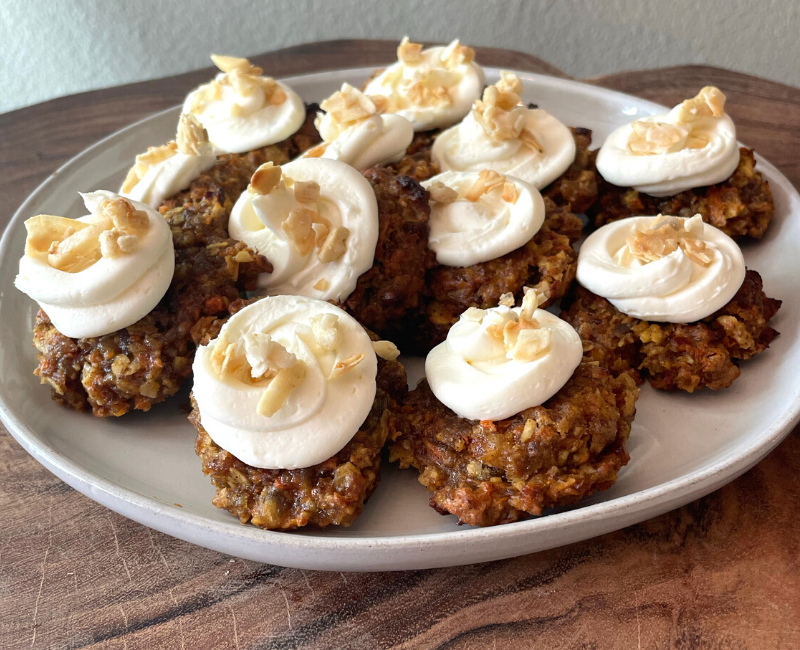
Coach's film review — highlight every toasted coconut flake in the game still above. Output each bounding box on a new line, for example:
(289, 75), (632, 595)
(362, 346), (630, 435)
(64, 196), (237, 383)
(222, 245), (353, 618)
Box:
(233, 249), (254, 263)
(520, 287), (540, 321)
(465, 170), (506, 202)
(320, 84), (376, 127)
(626, 214), (713, 266)
(124, 143), (178, 191)
(211, 54), (262, 76)
(441, 39), (476, 68)
(310, 313), (340, 351)
(507, 327), (551, 362)
(282, 208), (317, 256)
(627, 121), (688, 156)
(521, 419), (536, 442)
(397, 36), (423, 64)
(304, 143), (329, 158)
(257, 362), (307, 417)
(676, 86), (726, 123)
(519, 128), (545, 154)
(48, 223), (103, 271)
(176, 113), (209, 155)
(318, 226), (349, 264)
(329, 353), (365, 380)
(495, 71), (523, 96)
(501, 182), (519, 204)
(294, 180), (320, 204)
(313, 278), (330, 292)
(369, 94), (389, 113)
(498, 292), (515, 307)
(372, 340), (400, 361)
(249, 162), (282, 195)
(461, 307), (486, 322)
(24, 215), (87, 257)
(472, 73), (527, 141)
(428, 181), (458, 204)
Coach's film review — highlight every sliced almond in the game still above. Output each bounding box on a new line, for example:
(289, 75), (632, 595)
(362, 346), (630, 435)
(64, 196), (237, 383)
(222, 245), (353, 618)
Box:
(257, 362), (306, 417)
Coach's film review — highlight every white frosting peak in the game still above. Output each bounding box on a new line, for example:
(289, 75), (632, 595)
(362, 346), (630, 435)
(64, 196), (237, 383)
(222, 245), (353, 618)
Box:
(192, 295), (378, 469)
(432, 72), (576, 189)
(228, 158), (379, 302)
(425, 290), (583, 421)
(422, 170), (545, 266)
(15, 191), (174, 338)
(577, 215), (746, 322)
(363, 38), (484, 131)
(595, 86), (740, 196)
(304, 83), (413, 170)
(182, 55), (305, 154)
(121, 113), (216, 208)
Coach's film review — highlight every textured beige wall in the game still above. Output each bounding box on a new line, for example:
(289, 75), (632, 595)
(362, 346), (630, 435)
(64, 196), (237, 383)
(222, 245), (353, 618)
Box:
(2, 0), (798, 114)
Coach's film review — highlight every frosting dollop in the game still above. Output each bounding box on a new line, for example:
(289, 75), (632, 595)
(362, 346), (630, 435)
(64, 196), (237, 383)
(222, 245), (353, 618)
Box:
(15, 191), (174, 338)
(595, 86), (740, 197)
(422, 169), (544, 266)
(426, 290), (583, 421)
(576, 214), (745, 322)
(192, 295), (379, 469)
(228, 158), (379, 301)
(363, 37), (484, 131)
(302, 83), (414, 170)
(121, 113), (216, 208)
(432, 72), (576, 190)
(182, 55), (305, 154)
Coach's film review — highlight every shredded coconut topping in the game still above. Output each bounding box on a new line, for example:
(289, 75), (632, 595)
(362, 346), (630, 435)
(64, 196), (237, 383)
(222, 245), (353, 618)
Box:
(627, 86), (727, 156)
(626, 214), (714, 266)
(483, 288), (552, 362)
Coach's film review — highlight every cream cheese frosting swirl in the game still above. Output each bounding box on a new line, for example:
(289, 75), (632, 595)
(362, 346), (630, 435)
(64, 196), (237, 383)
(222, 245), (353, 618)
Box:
(422, 169), (544, 266)
(576, 214), (745, 323)
(228, 158), (379, 302)
(192, 295), (379, 469)
(302, 83), (413, 170)
(426, 290), (583, 421)
(121, 113), (216, 208)
(15, 191), (174, 338)
(363, 37), (484, 131)
(432, 72), (576, 190)
(182, 55), (305, 154)
(595, 87), (740, 197)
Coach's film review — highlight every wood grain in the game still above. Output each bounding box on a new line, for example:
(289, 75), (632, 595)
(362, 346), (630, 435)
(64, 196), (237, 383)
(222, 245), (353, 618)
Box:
(1, 40), (799, 650)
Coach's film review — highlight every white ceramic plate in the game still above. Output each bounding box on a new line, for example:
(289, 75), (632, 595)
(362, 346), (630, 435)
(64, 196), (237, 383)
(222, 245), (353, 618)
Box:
(1, 67), (798, 572)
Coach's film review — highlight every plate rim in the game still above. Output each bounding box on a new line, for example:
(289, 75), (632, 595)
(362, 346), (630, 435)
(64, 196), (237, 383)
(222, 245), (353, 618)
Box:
(2, 67), (799, 566)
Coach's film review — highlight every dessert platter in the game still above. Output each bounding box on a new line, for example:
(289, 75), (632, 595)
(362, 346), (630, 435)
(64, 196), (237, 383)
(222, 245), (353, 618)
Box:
(1, 40), (799, 571)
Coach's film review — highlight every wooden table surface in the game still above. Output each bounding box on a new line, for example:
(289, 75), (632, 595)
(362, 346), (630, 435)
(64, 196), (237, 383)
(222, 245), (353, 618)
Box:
(1, 40), (799, 650)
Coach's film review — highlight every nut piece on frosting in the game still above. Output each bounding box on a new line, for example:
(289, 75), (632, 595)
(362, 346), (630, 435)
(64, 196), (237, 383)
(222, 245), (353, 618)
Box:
(247, 162), (351, 264)
(626, 214), (713, 266)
